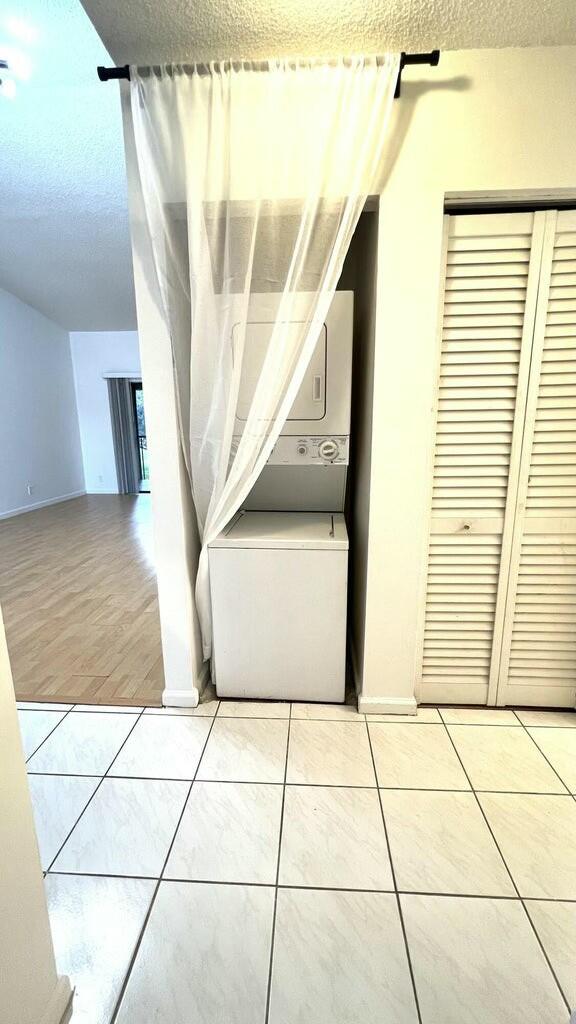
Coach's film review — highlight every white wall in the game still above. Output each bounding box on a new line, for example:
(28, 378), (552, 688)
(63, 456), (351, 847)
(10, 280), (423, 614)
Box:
(70, 331), (141, 493)
(359, 46), (576, 712)
(0, 288), (84, 518)
(121, 88), (206, 707)
(0, 608), (72, 1023)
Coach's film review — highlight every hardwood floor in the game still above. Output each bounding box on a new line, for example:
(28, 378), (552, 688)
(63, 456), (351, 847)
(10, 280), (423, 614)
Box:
(0, 495), (164, 706)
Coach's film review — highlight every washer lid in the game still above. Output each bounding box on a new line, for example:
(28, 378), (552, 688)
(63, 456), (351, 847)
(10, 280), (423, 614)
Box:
(209, 511), (348, 550)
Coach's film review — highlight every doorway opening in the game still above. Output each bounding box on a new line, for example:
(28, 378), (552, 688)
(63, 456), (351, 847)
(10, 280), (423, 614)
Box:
(107, 376), (150, 495)
(131, 381), (150, 493)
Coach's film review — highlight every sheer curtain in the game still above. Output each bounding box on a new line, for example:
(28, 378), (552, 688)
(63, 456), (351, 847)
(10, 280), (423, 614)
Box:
(129, 55), (399, 659)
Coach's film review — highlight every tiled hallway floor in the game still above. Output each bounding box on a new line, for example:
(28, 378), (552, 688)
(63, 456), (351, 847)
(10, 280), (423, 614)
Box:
(18, 696), (576, 1024)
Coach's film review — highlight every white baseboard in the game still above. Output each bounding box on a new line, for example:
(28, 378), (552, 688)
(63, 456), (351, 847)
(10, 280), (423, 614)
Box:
(0, 490), (86, 520)
(162, 661), (211, 708)
(40, 975), (73, 1024)
(349, 635), (417, 716)
(359, 695), (418, 716)
(162, 687), (200, 708)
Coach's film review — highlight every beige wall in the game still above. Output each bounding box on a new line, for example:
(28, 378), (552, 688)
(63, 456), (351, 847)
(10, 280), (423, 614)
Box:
(359, 46), (576, 710)
(0, 611), (72, 1023)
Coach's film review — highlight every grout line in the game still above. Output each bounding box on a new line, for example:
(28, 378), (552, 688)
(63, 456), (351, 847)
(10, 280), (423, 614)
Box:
(108, 711), (219, 1024)
(27, 769), (575, 798)
(439, 716), (571, 1015)
(264, 713), (291, 1024)
(364, 718), (423, 1024)
(515, 718), (576, 804)
(44, 708), (147, 874)
(43, 870), (576, 904)
(23, 705), (76, 763)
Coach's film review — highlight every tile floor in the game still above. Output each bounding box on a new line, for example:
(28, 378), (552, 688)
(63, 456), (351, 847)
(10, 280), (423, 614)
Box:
(18, 697), (576, 1024)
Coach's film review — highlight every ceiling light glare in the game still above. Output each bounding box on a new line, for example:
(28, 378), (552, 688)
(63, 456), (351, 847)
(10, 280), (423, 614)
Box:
(5, 16), (38, 45)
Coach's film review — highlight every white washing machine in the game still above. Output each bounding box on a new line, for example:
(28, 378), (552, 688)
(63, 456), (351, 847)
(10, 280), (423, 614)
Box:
(209, 511), (348, 702)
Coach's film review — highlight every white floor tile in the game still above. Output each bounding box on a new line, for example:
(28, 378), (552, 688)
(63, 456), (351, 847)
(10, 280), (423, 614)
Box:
(269, 888), (418, 1024)
(525, 900), (576, 1009)
(287, 721), (375, 786)
(52, 777), (188, 877)
(165, 782), (283, 883)
(108, 716), (211, 780)
(527, 727), (576, 792)
(115, 881), (275, 1024)
(18, 708), (67, 759)
(17, 702), (73, 711)
(440, 707), (518, 726)
(290, 701), (363, 721)
(27, 712), (138, 775)
(401, 894), (566, 1024)
(447, 725), (567, 793)
(279, 785), (392, 890)
(381, 790), (514, 896)
(45, 873), (154, 1024)
(478, 793), (576, 899)
(515, 709), (576, 728)
(72, 705), (144, 713)
(369, 724), (469, 790)
(28, 775), (100, 870)
(197, 718), (288, 783)
(217, 700), (290, 718)
(367, 708), (441, 724)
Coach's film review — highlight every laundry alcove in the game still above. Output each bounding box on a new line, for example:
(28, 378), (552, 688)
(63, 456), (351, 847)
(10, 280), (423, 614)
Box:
(121, 57), (397, 706)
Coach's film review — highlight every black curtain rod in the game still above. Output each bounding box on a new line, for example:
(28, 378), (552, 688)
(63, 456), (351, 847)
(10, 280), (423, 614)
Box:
(96, 50), (440, 96)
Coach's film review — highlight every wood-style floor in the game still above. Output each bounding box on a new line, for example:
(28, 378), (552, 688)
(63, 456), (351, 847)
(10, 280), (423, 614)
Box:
(1, 495), (163, 706)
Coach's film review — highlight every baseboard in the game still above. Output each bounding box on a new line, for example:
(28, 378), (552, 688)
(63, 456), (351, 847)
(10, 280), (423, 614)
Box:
(39, 975), (73, 1024)
(0, 490), (86, 520)
(162, 687), (200, 708)
(162, 662), (211, 708)
(349, 636), (417, 715)
(358, 695), (418, 716)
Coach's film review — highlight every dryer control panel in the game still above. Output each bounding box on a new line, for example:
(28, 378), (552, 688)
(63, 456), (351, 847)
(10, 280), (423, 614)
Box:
(267, 435), (349, 466)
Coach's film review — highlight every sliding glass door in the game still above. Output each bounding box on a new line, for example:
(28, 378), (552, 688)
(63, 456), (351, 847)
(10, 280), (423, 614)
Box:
(131, 382), (150, 492)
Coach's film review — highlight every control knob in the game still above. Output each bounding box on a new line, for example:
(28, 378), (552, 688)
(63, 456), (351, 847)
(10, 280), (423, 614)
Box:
(318, 438), (339, 462)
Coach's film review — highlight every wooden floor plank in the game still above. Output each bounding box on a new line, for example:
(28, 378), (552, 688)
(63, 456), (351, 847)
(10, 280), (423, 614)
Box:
(0, 495), (163, 706)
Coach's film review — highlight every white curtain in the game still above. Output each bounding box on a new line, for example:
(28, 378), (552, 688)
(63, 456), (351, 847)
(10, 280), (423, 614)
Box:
(129, 54), (399, 660)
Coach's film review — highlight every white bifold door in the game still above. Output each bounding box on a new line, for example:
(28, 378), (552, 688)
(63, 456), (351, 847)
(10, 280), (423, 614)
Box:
(420, 208), (576, 707)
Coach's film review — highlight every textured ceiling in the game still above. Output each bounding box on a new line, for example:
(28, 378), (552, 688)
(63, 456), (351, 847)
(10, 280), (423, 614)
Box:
(3, 1), (575, 332)
(82, 0), (576, 65)
(0, 0), (135, 330)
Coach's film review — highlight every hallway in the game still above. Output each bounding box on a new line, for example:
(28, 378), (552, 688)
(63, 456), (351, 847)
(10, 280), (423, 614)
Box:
(18, 697), (576, 1024)
(1, 495), (163, 706)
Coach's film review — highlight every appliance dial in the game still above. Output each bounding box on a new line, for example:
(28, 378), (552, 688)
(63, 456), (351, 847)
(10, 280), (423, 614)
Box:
(318, 438), (339, 462)
(296, 442), (308, 456)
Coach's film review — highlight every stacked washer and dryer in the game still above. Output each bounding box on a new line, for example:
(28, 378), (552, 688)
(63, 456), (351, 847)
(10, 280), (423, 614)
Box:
(208, 291), (353, 703)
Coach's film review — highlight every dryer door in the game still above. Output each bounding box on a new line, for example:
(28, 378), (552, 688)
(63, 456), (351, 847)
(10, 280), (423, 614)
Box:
(234, 321), (327, 424)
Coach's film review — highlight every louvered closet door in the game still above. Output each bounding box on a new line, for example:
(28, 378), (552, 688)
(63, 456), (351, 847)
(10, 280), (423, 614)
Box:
(495, 209), (576, 707)
(419, 212), (546, 705)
